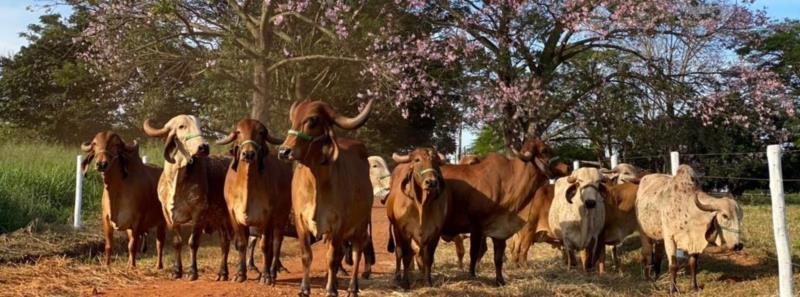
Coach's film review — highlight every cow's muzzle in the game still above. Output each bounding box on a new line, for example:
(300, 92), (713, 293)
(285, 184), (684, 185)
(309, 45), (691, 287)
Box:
(733, 243), (744, 251)
(424, 178), (439, 190)
(96, 161), (109, 171)
(277, 147), (293, 160)
(585, 199), (597, 209)
(242, 150), (256, 162)
(195, 143), (210, 156)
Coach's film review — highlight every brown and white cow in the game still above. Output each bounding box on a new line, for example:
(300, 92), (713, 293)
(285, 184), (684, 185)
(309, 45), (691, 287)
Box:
(439, 139), (568, 286)
(277, 100), (374, 297)
(217, 119), (292, 284)
(143, 115), (232, 281)
(636, 164), (743, 293)
(81, 132), (166, 269)
(386, 148), (450, 288)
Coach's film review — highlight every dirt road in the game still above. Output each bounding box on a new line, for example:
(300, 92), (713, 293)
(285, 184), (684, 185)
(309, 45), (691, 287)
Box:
(107, 201), (398, 297)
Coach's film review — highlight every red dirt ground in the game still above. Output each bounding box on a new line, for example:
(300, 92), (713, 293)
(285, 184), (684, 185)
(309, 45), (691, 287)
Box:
(105, 200), (396, 297)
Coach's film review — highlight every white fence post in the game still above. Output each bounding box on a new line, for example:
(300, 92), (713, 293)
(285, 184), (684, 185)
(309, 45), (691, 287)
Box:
(573, 160), (580, 171)
(611, 154), (619, 168)
(767, 144), (793, 297)
(74, 155), (83, 229)
(142, 155), (148, 164)
(670, 151), (680, 176)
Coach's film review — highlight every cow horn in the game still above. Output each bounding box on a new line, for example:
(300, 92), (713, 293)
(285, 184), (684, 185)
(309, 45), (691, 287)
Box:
(289, 100), (299, 123)
(216, 130), (237, 145)
(333, 99), (373, 130)
(599, 168), (617, 174)
(567, 175), (577, 184)
(81, 141), (93, 152)
(392, 153), (411, 163)
(694, 193), (717, 212)
(143, 119), (170, 137)
(125, 140), (139, 152)
(579, 160), (603, 168)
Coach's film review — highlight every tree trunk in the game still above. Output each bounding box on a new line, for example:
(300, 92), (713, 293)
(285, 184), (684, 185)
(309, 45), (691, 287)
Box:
(250, 60), (269, 124)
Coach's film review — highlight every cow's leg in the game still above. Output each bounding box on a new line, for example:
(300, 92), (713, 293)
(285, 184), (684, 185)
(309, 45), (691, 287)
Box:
(326, 238), (344, 297)
(140, 233), (148, 253)
(126, 229), (138, 268)
(270, 226), (287, 279)
(422, 240), (439, 287)
(454, 235), (465, 270)
(653, 241), (665, 277)
(612, 245), (620, 273)
(664, 239), (679, 294)
(171, 226), (184, 279)
(233, 224), (249, 282)
(468, 232), (483, 278)
(361, 237), (374, 279)
(639, 236), (654, 280)
(187, 227), (202, 281)
(298, 233), (313, 297)
(347, 240), (363, 297)
(260, 228), (275, 285)
(155, 224), (165, 269)
(102, 216), (113, 266)
(597, 244), (607, 274)
(217, 228), (231, 281)
(400, 241), (413, 290)
(689, 254), (700, 291)
(491, 237), (506, 286)
(248, 236), (260, 273)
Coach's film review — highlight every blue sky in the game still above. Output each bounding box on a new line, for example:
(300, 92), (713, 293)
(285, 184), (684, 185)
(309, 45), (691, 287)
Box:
(0, 0), (798, 151)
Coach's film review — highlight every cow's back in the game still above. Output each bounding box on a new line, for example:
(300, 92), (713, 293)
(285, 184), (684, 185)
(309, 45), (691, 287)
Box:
(635, 174), (671, 240)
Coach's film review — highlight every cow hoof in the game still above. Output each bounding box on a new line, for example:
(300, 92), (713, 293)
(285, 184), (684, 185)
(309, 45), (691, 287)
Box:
(189, 273), (199, 281)
(327, 290), (338, 297)
(298, 291), (310, 297)
(260, 275), (275, 286)
(248, 264), (260, 273)
(495, 278), (506, 287)
(173, 271), (183, 279)
(361, 271), (370, 280)
(216, 273), (229, 281)
(669, 285), (679, 294)
(346, 290), (358, 297)
(235, 274), (247, 283)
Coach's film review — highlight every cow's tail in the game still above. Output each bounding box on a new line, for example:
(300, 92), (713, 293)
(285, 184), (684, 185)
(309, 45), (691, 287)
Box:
(387, 223), (396, 253)
(365, 222), (376, 265)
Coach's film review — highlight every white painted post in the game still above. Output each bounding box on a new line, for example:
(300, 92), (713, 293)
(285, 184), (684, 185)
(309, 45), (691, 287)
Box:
(74, 155), (83, 229)
(610, 154), (619, 169)
(767, 145), (793, 297)
(670, 151), (679, 176)
(142, 155), (148, 164)
(573, 160), (580, 171)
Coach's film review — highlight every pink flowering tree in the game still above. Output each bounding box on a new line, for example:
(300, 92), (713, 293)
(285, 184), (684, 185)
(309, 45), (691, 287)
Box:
(77, 0), (372, 124)
(365, 0), (791, 148)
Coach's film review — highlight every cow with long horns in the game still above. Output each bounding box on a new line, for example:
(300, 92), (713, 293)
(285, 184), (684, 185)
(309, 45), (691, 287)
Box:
(217, 119), (292, 284)
(636, 164), (743, 293)
(277, 100), (374, 297)
(81, 132), (166, 269)
(143, 115), (233, 281)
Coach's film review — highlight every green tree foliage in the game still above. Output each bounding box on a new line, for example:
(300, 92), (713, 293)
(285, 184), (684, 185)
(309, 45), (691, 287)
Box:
(0, 11), (114, 143)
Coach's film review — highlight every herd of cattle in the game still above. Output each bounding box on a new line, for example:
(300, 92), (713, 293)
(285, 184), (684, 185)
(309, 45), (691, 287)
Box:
(78, 99), (744, 296)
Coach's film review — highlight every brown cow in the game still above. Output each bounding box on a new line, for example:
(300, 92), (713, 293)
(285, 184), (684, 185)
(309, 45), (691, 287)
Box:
(386, 148), (450, 288)
(439, 139), (569, 285)
(217, 119), (292, 284)
(81, 132), (166, 269)
(508, 184), (560, 268)
(143, 115), (233, 281)
(277, 99), (374, 297)
(594, 180), (640, 273)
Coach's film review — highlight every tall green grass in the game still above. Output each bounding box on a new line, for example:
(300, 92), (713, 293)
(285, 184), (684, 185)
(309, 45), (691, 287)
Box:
(0, 141), (166, 233)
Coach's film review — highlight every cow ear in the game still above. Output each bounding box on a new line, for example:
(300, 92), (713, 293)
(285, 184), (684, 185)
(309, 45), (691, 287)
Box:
(230, 145), (239, 172)
(163, 130), (177, 164)
(81, 151), (95, 177)
(565, 183), (577, 204)
(401, 167), (417, 201)
(705, 215), (719, 242)
(321, 125), (339, 164)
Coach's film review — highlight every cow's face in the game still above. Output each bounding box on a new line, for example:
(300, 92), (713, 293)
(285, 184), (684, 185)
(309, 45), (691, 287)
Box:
(393, 148), (445, 207)
(602, 163), (641, 184)
(217, 119), (283, 171)
(81, 131), (138, 178)
(519, 139), (569, 179)
(278, 100), (373, 164)
(368, 156), (392, 201)
(564, 168), (608, 209)
(710, 198), (744, 251)
(143, 115), (208, 166)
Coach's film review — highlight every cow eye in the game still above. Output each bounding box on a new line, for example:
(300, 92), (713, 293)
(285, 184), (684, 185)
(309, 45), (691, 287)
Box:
(722, 214), (729, 220)
(307, 117), (318, 128)
(415, 158), (421, 163)
(179, 125), (186, 129)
